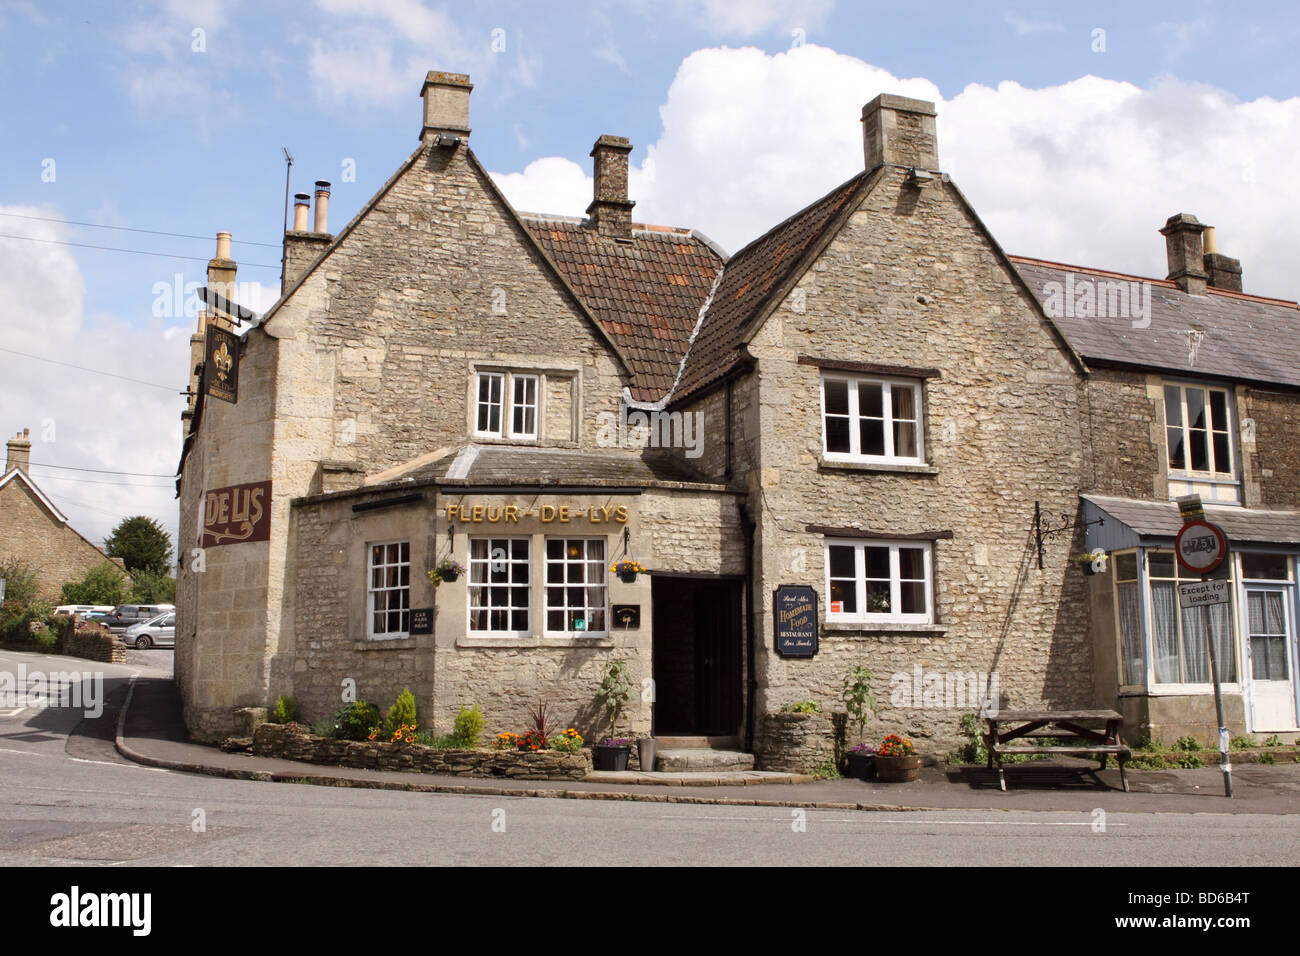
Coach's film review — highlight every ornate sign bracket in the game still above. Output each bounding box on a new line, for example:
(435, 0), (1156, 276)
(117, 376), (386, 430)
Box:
(1034, 500), (1104, 570)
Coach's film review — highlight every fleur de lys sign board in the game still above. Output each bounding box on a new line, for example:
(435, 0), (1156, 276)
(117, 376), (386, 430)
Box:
(202, 480), (271, 548)
(204, 325), (240, 404)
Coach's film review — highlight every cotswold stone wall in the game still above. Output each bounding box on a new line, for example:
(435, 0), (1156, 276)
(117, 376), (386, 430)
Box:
(1082, 371), (1166, 500)
(252, 722), (592, 779)
(742, 166), (1093, 749)
(755, 712), (838, 773)
(1243, 386), (1300, 507)
(0, 479), (122, 602)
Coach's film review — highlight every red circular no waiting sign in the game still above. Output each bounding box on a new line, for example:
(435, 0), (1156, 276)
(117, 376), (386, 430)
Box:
(1175, 520), (1229, 575)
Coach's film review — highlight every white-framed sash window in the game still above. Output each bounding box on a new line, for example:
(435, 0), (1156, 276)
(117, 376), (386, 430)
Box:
(820, 374), (923, 464)
(825, 538), (932, 624)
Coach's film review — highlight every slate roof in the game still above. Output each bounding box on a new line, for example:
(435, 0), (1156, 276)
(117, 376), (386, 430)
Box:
(673, 171), (876, 402)
(387, 444), (720, 489)
(1012, 258), (1300, 390)
(523, 216), (724, 402)
(1083, 494), (1300, 545)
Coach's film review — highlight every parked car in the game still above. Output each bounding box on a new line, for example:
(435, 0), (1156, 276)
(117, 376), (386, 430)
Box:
(124, 611), (175, 649)
(103, 604), (175, 633)
(53, 604), (112, 618)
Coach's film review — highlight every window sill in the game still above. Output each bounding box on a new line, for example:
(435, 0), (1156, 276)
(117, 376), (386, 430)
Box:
(353, 637), (417, 651)
(823, 622), (947, 636)
(455, 635), (615, 649)
(818, 458), (938, 476)
(1144, 684), (1243, 696)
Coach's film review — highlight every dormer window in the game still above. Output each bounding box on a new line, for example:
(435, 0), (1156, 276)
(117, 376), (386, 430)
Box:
(820, 374), (923, 464)
(474, 371), (538, 440)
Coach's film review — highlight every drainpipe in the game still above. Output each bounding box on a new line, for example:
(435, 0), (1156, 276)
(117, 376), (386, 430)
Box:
(740, 502), (757, 752)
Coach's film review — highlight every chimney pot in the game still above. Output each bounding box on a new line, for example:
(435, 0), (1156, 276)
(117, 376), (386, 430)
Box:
(1159, 213), (1208, 296)
(292, 193), (310, 232)
(215, 231), (232, 260)
(313, 180), (331, 234)
(5, 427), (32, 475)
(420, 70), (472, 146)
(587, 135), (635, 240)
(861, 93), (939, 172)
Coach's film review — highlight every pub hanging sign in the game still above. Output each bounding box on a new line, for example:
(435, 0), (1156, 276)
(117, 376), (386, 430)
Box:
(201, 479), (271, 548)
(774, 584), (818, 658)
(204, 325), (240, 404)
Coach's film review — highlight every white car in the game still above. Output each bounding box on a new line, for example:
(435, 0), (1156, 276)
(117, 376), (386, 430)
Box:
(124, 611), (175, 649)
(53, 604), (114, 618)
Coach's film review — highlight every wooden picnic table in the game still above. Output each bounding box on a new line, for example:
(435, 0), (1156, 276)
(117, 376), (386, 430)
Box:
(982, 709), (1130, 792)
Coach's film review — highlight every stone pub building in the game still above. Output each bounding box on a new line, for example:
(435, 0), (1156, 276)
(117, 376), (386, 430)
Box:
(176, 72), (1300, 756)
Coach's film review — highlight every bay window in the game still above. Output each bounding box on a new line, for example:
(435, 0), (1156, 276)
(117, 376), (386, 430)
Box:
(468, 537), (530, 636)
(545, 538), (607, 634)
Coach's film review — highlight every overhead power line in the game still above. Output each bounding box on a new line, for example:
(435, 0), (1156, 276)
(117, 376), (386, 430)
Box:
(0, 232), (280, 269)
(29, 461), (177, 479)
(0, 211), (283, 248)
(0, 347), (184, 392)
(29, 472), (173, 488)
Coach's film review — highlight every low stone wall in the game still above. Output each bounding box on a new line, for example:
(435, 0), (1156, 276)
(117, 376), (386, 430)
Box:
(252, 723), (593, 779)
(755, 712), (838, 773)
(0, 622), (125, 664)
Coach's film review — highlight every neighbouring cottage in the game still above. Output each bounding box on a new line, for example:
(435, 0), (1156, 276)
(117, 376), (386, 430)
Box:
(175, 72), (1300, 756)
(0, 428), (126, 601)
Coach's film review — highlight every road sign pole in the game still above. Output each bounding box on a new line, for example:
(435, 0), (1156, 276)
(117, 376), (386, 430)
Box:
(1201, 575), (1232, 798)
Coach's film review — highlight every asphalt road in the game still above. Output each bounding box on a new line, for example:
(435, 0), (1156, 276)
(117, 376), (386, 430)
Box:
(0, 647), (1297, 866)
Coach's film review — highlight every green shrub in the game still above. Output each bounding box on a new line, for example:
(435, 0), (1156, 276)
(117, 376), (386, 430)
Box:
(1175, 735), (1201, 752)
(309, 718), (337, 738)
(1229, 735), (1253, 751)
(949, 712), (989, 765)
(334, 701), (381, 741)
(1260, 752), (1277, 765)
(782, 700), (821, 714)
(452, 704), (485, 748)
(809, 757), (841, 779)
(1263, 735), (1283, 748)
(272, 695), (299, 724)
(384, 688), (418, 737)
(59, 562), (128, 606)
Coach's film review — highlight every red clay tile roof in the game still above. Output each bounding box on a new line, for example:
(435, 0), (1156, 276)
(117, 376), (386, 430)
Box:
(674, 171), (876, 402)
(523, 216), (724, 402)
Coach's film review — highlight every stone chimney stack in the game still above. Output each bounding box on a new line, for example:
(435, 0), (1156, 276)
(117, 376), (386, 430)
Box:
(862, 94), (939, 172)
(185, 233), (238, 426)
(1201, 226), (1243, 293)
(206, 231), (237, 328)
(587, 135), (635, 240)
(1160, 213), (1209, 296)
(5, 428), (31, 475)
(421, 71), (472, 146)
(283, 183), (334, 293)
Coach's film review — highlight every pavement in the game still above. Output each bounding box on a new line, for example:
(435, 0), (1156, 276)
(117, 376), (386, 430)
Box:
(115, 675), (1300, 814)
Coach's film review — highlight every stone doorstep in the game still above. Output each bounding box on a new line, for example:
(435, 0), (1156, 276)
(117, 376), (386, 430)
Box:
(654, 735), (742, 749)
(586, 770), (814, 787)
(654, 748), (756, 773)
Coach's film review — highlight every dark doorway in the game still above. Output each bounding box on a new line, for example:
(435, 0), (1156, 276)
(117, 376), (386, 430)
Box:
(651, 576), (743, 736)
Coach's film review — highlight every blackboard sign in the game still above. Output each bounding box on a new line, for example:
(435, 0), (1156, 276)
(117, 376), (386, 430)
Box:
(410, 607), (433, 635)
(774, 585), (818, 657)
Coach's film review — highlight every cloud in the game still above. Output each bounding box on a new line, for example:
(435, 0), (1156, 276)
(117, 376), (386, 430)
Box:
(1004, 12), (1064, 36)
(490, 44), (1300, 299)
(114, 2), (241, 120)
(674, 0), (834, 37)
(0, 207), (189, 549)
(305, 0), (487, 106)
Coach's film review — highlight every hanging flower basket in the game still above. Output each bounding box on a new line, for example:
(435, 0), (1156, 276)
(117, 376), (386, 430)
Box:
(1075, 551), (1108, 575)
(609, 559), (644, 584)
(428, 558), (465, 587)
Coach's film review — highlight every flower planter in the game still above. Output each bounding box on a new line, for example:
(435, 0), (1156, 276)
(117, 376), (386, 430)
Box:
(440, 570), (461, 583)
(593, 743), (631, 771)
(618, 572), (638, 584)
(874, 754), (921, 782)
(845, 752), (876, 780)
(637, 737), (658, 771)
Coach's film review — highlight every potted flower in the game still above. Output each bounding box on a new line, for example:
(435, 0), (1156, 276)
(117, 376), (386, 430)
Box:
(593, 660), (632, 771)
(840, 665), (876, 778)
(846, 742), (877, 779)
(875, 733), (921, 782)
(1075, 550), (1107, 575)
(609, 558), (644, 584)
(428, 558), (465, 587)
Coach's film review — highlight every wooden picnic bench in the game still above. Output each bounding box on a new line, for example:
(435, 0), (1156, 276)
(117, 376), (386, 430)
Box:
(983, 709), (1131, 792)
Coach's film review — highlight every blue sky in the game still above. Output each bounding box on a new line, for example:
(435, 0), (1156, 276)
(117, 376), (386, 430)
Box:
(2, 0), (1299, 548)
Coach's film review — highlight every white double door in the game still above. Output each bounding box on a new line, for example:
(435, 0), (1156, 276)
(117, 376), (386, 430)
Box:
(1243, 586), (1298, 732)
